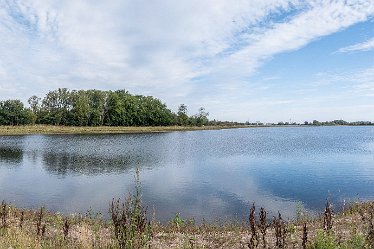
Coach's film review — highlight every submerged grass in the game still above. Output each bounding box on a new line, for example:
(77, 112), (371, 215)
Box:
(0, 124), (247, 136)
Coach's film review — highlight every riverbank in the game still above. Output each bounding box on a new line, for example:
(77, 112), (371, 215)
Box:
(0, 201), (373, 248)
(0, 124), (248, 136)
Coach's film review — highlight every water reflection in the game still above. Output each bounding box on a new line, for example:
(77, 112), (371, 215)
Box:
(0, 146), (23, 164)
(42, 152), (135, 176)
(0, 126), (374, 222)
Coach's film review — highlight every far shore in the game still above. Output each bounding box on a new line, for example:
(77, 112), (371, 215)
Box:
(0, 124), (251, 136)
(1, 124), (373, 136)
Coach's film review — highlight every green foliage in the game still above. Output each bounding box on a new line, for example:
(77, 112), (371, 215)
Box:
(308, 230), (367, 249)
(308, 230), (337, 249)
(0, 100), (33, 125)
(189, 107), (209, 126)
(1, 88), (204, 127)
(171, 213), (186, 230)
(340, 233), (366, 249)
(177, 104), (189, 126)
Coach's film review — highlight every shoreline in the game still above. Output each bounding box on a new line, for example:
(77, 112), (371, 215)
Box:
(0, 124), (248, 136)
(1, 124), (372, 136)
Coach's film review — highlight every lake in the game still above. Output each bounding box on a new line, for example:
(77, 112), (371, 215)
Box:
(1, 126), (374, 222)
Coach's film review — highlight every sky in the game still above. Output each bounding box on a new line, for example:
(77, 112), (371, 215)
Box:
(0, 0), (373, 123)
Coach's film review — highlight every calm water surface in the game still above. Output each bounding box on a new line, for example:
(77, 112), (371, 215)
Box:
(1, 126), (374, 222)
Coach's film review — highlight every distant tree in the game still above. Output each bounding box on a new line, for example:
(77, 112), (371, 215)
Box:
(104, 91), (124, 126)
(70, 90), (90, 126)
(40, 88), (72, 125)
(192, 107), (209, 126)
(177, 104), (188, 126)
(0, 99), (33, 125)
(1, 88), (184, 127)
(312, 120), (320, 126)
(27, 95), (41, 124)
(332, 120), (348, 125)
(87, 90), (107, 126)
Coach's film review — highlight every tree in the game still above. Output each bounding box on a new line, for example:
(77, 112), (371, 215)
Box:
(87, 90), (107, 126)
(104, 91), (124, 126)
(1, 88), (180, 127)
(177, 104), (188, 126)
(28, 95), (41, 124)
(70, 90), (90, 126)
(191, 107), (209, 126)
(312, 120), (320, 126)
(40, 88), (72, 125)
(0, 99), (33, 125)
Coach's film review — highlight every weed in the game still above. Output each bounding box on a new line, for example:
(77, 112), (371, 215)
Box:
(248, 203), (258, 248)
(109, 169), (152, 248)
(340, 232), (366, 249)
(1, 200), (7, 229)
(19, 211), (24, 229)
(63, 218), (70, 240)
(302, 223), (308, 249)
(274, 212), (286, 248)
(36, 207), (44, 236)
(258, 207), (269, 247)
(41, 224), (46, 237)
(309, 229), (336, 249)
(171, 213), (185, 231)
(323, 200), (333, 231)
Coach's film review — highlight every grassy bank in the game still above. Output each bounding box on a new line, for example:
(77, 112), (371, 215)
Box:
(1, 200), (373, 249)
(0, 124), (248, 136)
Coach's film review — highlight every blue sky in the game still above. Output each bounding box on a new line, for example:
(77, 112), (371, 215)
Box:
(0, 0), (373, 122)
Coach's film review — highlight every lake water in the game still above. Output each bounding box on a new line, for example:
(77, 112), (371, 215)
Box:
(1, 126), (374, 222)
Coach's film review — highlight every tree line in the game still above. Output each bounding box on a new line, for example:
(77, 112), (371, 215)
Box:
(0, 88), (209, 127)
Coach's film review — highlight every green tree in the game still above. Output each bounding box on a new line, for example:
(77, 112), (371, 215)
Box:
(40, 88), (72, 125)
(104, 91), (124, 126)
(70, 90), (90, 126)
(27, 95), (41, 124)
(0, 99), (33, 125)
(189, 107), (209, 126)
(177, 104), (188, 126)
(195, 107), (209, 126)
(87, 90), (107, 126)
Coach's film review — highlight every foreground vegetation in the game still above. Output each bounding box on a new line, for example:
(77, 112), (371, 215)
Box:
(1, 197), (374, 248)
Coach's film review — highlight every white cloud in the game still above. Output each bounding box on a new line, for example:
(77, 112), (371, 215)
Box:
(338, 37), (374, 52)
(214, 1), (374, 76)
(0, 0), (373, 120)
